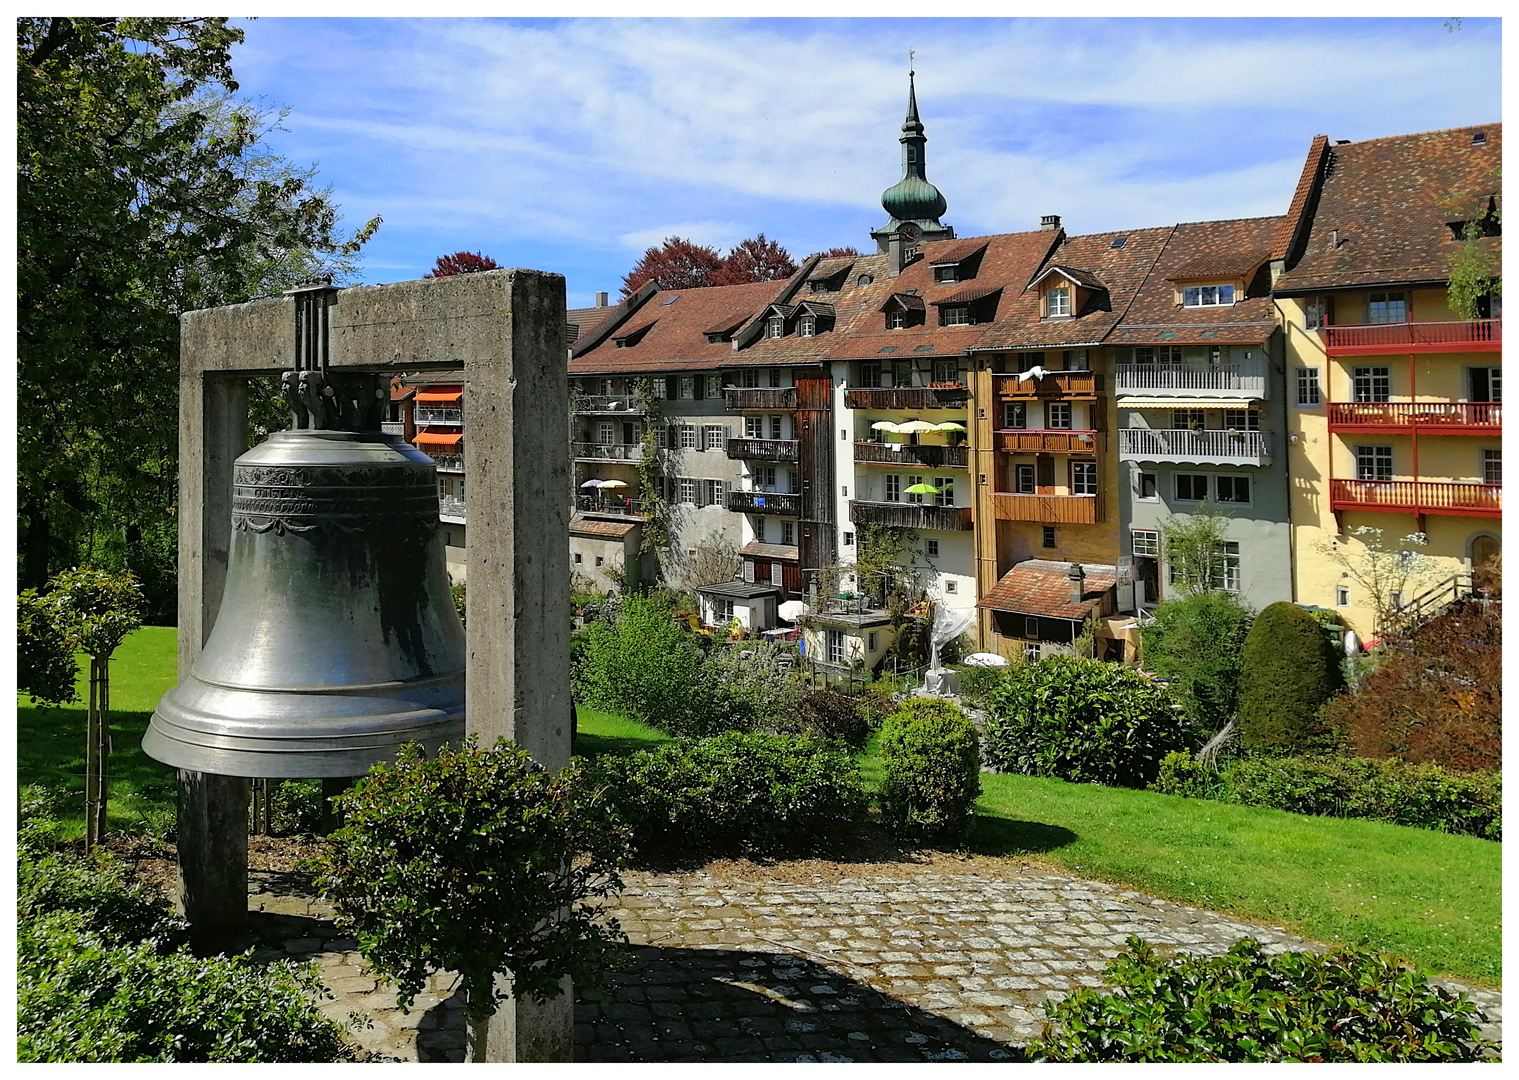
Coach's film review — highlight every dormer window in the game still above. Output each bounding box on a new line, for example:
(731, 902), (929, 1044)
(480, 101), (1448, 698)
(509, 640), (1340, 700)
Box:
(857, 274), (874, 287)
(810, 281), (828, 293)
(1183, 284), (1236, 308)
(934, 265), (958, 284)
(767, 316), (785, 338)
(941, 306), (972, 327)
(798, 315), (816, 338)
(887, 310), (907, 330)
(612, 323), (654, 348)
(705, 332), (731, 344)
(1046, 287), (1071, 317)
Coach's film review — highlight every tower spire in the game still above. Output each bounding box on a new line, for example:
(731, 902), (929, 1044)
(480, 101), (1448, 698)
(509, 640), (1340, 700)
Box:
(870, 63), (952, 254)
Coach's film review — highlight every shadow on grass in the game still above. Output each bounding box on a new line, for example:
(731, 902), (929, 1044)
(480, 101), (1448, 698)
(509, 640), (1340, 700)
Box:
(17, 704), (179, 824)
(573, 731), (669, 760)
(967, 815), (1079, 858)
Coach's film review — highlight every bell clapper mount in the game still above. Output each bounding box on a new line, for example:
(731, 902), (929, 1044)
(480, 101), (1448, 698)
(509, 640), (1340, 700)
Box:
(281, 276), (389, 433)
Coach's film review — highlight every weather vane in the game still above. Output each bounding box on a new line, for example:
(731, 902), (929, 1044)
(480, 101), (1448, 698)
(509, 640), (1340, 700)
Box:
(908, 48), (915, 74)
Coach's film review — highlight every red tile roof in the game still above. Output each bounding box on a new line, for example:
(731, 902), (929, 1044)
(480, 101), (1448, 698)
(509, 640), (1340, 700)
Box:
(977, 559), (1117, 620)
(1273, 134), (1331, 262)
(740, 541), (801, 561)
(1274, 124), (1502, 295)
(569, 517), (639, 539)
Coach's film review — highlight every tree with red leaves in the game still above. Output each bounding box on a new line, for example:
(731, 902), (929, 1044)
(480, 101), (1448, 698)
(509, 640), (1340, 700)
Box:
(714, 233), (797, 285)
(620, 234), (799, 298)
(814, 246), (861, 258)
(426, 251), (500, 278)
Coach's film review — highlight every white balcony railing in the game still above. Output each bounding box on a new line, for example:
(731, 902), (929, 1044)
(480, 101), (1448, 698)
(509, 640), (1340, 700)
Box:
(439, 496), (467, 521)
(415, 407), (464, 425)
(1115, 358), (1267, 398)
(1119, 428), (1272, 466)
(573, 441), (646, 462)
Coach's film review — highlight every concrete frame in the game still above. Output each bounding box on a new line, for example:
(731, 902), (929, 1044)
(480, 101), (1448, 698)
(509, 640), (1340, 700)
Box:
(176, 269), (572, 1061)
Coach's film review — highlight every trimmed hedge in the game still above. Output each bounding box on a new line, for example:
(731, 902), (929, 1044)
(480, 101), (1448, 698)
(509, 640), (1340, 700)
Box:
(1150, 751), (1500, 840)
(586, 732), (868, 862)
(1237, 603), (1343, 754)
(983, 656), (1189, 788)
(1029, 936), (1496, 1062)
(878, 698), (982, 843)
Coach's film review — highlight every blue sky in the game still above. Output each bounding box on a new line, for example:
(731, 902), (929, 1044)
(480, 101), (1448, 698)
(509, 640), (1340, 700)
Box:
(229, 16), (1502, 307)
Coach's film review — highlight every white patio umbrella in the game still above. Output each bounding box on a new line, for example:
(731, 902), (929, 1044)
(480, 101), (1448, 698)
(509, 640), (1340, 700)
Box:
(578, 479), (604, 488)
(777, 600), (808, 622)
(963, 652), (1011, 667)
(896, 420), (937, 434)
(598, 479), (629, 489)
(870, 420), (900, 432)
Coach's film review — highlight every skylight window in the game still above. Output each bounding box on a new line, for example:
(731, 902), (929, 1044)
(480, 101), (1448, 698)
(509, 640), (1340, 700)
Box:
(661, 295), (679, 305)
(1110, 236), (1127, 248)
(1472, 131), (1488, 145)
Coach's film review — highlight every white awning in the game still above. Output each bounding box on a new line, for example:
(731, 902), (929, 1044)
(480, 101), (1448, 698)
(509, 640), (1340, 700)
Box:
(1116, 396), (1263, 409)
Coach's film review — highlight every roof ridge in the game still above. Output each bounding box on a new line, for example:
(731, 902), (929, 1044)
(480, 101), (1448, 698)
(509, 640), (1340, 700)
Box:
(1329, 122), (1501, 146)
(1171, 214), (1288, 227)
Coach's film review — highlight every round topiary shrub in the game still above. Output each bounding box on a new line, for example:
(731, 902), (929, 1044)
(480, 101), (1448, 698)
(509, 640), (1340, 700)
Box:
(878, 698), (982, 843)
(983, 655), (1189, 788)
(1236, 602), (1344, 755)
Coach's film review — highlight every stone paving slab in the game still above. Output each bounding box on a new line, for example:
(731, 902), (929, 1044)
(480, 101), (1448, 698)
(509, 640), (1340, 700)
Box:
(244, 863), (1502, 1062)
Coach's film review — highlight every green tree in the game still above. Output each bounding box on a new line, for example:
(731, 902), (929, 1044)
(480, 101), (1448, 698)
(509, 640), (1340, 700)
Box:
(1139, 592), (1255, 733)
(17, 591), (80, 707)
(17, 18), (379, 597)
(1314, 526), (1438, 636)
(1237, 602), (1344, 755)
(47, 568), (145, 848)
(315, 740), (628, 1058)
(1159, 507), (1233, 596)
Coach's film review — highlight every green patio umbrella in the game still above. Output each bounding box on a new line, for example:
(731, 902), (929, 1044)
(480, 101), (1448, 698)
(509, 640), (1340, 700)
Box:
(904, 482), (942, 495)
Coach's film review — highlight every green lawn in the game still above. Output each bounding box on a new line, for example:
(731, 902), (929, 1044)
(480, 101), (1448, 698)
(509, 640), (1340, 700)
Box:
(17, 625), (180, 835)
(19, 633), (1500, 985)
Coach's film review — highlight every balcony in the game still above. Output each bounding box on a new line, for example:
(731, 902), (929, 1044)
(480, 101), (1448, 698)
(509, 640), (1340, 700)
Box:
(1114, 358), (1266, 398)
(728, 490), (801, 516)
(1118, 429), (1272, 467)
(992, 493), (1102, 524)
(415, 406), (464, 425)
(996, 371), (1103, 400)
(573, 441), (646, 462)
(848, 500), (973, 531)
(576, 495), (647, 518)
(724, 387), (797, 411)
(439, 496), (467, 522)
(1327, 401), (1502, 435)
(725, 438), (799, 463)
(853, 441), (970, 468)
(994, 430), (1100, 455)
(424, 452), (465, 474)
(1330, 479), (1501, 518)
(843, 385), (970, 410)
(573, 395), (646, 415)
(1321, 319), (1501, 356)
(381, 421), (405, 436)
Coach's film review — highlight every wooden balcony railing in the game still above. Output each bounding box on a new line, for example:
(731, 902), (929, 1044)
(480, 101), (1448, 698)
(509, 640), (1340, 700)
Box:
(994, 430), (1100, 454)
(1114, 359), (1266, 398)
(1118, 429), (1271, 466)
(992, 493), (1102, 524)
(996, 371), (1103, 399)
(725, 437), (799, 462)
(853, 441), (970, 467)
(724, 387), (797, 411)
(575, 495), (648, 517)
(843, 386), (970, 410)
(848, 500), (973, 531)
(1329, 479), (1502, 518)
(728, 490), (801, 516)
(1327, 401), (1501, 434)
(1321, 319), (1501, 355)
(572, 441), (646, 461)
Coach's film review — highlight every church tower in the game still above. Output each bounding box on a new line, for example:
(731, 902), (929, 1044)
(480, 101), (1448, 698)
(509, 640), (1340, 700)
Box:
(870, 68), (954, 253)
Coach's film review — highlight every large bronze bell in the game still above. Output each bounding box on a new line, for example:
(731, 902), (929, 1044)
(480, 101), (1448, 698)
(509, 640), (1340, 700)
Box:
(144, 281), (465, 778)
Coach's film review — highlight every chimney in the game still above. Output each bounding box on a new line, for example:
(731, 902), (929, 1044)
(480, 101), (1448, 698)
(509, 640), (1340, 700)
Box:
(595, 290), (608, 307)
(1329, 229), (1340, 249)
(1040, 214), (1061, 232)
(887, 233), (906, 277)
(1067, 562), (1086, 603)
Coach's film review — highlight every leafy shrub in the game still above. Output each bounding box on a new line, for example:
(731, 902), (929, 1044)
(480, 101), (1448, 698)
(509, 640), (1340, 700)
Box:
(1237, 603), (1343, 754)
(983, 656), (1189, 788)
(18, 589), (79, 706)
(1319, 595), (1500, 771)
(270, 779), (325, 835)
(450, 582), (466, 625)
(1147, 752), (1500, 840)
(18, 799), (351, 1062)
(318, 739), (629, 1023)
(703, 641), (809, 730)
(878, 699), (982, 843)
(1029, 936), (1496, 1062)
(1224, 756), (1500, 840)
(1138, 592), (1253, 732)
(790, 689), (869, 747)
(586, 731), (867, 863)
(955, 664), (1011, 710)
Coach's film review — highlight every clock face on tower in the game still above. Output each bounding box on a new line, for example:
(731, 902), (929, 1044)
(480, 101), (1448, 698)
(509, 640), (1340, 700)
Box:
(899, 223), (922, 242)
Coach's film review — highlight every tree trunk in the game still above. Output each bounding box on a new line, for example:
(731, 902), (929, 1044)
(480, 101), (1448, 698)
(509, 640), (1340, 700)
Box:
(19, 494), (52, 592)
(97, 655), (111, 844)
(84, 655), (100, 850)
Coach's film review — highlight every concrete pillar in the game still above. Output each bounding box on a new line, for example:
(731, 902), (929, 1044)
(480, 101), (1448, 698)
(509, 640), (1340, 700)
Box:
(463, 270), (575, 1061)
(176, 370), (250, 949)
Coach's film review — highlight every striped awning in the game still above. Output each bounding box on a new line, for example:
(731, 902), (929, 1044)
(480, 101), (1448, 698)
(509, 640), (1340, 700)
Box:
(412, 429), (463, 448)
(1116, 396), (1262, 409)
(415, 390), (463, 403)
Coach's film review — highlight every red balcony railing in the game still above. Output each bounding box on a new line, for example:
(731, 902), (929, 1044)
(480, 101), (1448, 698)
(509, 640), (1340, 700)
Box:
(995, 430), (1100, 454)
(1327, 401), (1501, 433)
(1321, 319), (1501, 355)
(1329, 479), (1501, 518)
(996, 371), (1103, 399)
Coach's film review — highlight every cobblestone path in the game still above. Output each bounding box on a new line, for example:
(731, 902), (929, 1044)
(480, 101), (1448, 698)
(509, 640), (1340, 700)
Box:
(243, 861), (1502, 1062)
